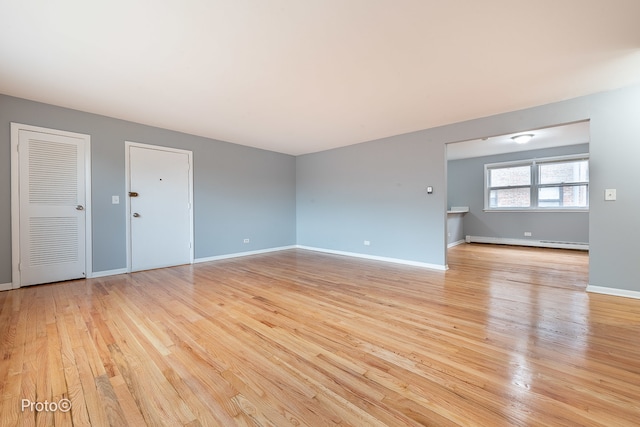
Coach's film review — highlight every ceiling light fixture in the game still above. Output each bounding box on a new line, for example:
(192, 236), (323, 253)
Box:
(511, 134), (534, 144)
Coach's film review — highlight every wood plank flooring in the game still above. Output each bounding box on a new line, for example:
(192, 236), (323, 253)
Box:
(1, 244), (639, 426)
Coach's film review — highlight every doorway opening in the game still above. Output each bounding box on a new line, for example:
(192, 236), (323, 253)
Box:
(445, 121), (590, 274)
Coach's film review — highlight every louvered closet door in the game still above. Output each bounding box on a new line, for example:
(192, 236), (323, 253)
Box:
(19, 130), (86, 286)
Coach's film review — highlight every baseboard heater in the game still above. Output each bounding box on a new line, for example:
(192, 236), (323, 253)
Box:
(465, 235), (589, 251)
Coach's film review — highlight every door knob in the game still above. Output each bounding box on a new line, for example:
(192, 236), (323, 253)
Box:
(76, 205), (84, 211)
(132, 213), (140, 218)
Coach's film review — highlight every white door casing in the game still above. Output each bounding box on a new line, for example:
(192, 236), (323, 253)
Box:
(126, 142), (193, 272)
(11, 123), (92, 288)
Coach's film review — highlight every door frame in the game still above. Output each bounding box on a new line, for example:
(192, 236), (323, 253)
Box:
(125, 141), (194, 273)
(10, 123), (92, 289)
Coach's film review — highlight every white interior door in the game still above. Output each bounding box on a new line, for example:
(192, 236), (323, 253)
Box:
(17, 129), (88, 286)
(128, 144), (193, 272)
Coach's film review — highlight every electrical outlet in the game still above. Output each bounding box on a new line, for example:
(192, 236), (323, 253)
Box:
(524, 232), (532, 237)
(364, 240), (371, 246)
(112, 195), (119, 204)
(243, 238), (250, 243)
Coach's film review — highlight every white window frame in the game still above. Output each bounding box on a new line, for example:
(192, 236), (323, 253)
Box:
(484, 153), (589, 212)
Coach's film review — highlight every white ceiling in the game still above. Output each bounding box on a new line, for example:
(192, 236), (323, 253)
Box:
(1, 1), (639, 156)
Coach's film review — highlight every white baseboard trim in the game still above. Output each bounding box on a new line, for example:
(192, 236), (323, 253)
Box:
(465, 235), (589, 251)
(0, 282), (13, 292)
(195, 245), (297, 264)
(447, 239), (465, 249)
(296, 245), (448, 271)
(586, 285), (640, 300)
(89, 268), (129, 278)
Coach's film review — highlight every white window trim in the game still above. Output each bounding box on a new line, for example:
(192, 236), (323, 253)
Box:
(484, 153), (590, 212)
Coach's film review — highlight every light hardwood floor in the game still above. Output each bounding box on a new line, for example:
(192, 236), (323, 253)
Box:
(1, 244), (639, 426)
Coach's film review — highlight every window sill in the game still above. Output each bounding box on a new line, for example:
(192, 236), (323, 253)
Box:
(483, 208), (589, 213)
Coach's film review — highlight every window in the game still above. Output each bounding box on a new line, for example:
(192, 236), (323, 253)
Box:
(485, 154), (589, 210)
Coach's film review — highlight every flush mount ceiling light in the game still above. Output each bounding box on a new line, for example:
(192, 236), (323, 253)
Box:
(511, 134), (534, 144)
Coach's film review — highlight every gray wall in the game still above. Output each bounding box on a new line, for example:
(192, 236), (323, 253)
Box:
(297, 83), (640, 292)
(296, 133), (447, 266)
(448, 144), (590, 243)
(3, 82), (640, 292)
(447, 213), (464, 245)
(0, 94), (296, 280)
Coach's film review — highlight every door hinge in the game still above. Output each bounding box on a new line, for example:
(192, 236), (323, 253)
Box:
(18, 263), (22, 271)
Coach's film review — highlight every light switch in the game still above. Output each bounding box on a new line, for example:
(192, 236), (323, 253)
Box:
(112, 195), (120, 204)
(604, 189), (616, 201)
